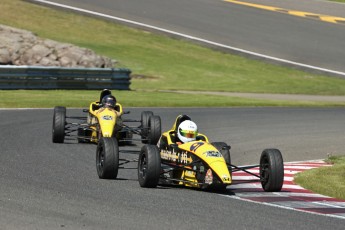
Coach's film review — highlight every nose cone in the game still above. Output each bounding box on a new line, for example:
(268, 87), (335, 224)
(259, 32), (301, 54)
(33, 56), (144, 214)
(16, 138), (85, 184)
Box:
(208, 161), (232, 184)
(98, 109), (117, 137)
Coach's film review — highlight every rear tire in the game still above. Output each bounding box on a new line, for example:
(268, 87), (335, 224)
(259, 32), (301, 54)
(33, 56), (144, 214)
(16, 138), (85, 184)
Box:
(211, 142), (231, 165)
(260, 148), (284, 192)
(138, 145), (161, 188)
(141, 111), (154, 143)
(96, 137), (119, 179)
(147, 115), (161, 145)
(52, 106), (66, 143)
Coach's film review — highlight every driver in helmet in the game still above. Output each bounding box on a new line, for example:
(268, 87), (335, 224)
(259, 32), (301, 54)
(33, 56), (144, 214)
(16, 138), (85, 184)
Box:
(91, 89), (123, 115)
(176, 120), (198, 145)
(101, 94), (117, 109)
(88, 89), (124, 125)
(158, 115), (209, 148)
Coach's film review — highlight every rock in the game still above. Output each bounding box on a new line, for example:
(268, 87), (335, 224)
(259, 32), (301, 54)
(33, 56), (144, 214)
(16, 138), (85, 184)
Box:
(0, 24), (116, 68)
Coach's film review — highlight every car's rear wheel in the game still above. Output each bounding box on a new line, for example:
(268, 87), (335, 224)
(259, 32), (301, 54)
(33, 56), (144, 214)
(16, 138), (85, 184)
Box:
(52, 106), (66, 143)
(147, 115), (161, 145)
(211, 142), (231, 165)
(141, 111), (153, 143)
(96, 137), (119, 179)
(260, 148), (284, 192)
(138, 145), (161, 188)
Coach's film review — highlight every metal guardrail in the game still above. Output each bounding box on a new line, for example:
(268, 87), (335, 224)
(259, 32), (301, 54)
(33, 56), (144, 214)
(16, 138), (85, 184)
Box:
(0, 65), (131, 90)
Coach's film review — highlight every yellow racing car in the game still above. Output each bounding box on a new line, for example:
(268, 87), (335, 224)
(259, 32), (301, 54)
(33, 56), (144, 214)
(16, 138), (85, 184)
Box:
(137, 115), (284, 192)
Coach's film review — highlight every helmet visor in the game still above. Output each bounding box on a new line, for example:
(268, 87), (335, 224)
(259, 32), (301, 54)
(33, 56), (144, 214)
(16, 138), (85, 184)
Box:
(104, 98), (115, 108)
(179, 129), (197, 139)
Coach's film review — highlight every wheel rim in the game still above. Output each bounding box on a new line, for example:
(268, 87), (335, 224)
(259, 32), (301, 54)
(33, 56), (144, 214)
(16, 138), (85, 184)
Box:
(97, 145), (105, 174)
(260, 155), (270, 185)
(139, 154), (147, 180)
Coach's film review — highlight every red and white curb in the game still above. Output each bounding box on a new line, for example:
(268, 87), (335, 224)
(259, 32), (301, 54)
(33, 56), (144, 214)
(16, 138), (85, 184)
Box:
(224, 160), (345, 219)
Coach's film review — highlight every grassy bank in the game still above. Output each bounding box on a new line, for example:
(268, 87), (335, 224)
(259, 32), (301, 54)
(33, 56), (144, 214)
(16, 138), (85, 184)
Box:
(2, 90), (345, 108)
(294, 156), (345, 200)
(1, 0), (345, 107)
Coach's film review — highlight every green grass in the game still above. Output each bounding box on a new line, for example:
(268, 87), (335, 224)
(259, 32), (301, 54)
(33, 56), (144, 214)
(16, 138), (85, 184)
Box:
(294, 156), (345, 200)
(1, 0), (345, 107)
(329, 0), (345, 3)
(3, 90), (345, 108)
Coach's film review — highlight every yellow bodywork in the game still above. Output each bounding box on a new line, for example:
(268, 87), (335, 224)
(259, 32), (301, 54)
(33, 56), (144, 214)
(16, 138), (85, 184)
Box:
(179, 141), (232, 187)
(88, 102), (123, 142)
(158, 114), (231, 188)
(160, 126), (231, 188)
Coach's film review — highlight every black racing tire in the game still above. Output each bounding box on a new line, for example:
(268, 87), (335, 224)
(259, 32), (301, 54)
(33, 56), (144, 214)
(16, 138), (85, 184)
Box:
(147, 115), (161, 145)
(260, 148), (284, 192)
(96, 137), (119, 179)
(138, 145), (161, 188)
(211, 142), (231, 165)
(52, 106), (66, 143)
(141, 111), (154, 143)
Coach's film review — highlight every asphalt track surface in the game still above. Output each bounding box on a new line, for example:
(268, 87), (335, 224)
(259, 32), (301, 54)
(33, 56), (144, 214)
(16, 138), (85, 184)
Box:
(32, 0), (345, 75)
(1, 108), (345, 229)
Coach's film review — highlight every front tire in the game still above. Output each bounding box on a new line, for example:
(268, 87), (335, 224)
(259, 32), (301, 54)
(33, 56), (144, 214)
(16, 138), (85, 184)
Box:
(138, 145), (161, 188)
(52, 106), (66, 143)
(96, 137), (119, 179)
(260, 148), (284, 192)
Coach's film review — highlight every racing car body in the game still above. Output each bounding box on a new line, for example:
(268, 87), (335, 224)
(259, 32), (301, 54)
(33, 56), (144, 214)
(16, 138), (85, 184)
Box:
(53, 104), (162, 179)
(84, 101), (123, 143)
(137, 115), (284, 192)
(52, 102), (160, 146)
(159, 140), (232, 189)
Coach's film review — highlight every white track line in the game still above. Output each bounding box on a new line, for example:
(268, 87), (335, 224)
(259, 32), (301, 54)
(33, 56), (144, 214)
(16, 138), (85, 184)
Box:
(30, 0), (345, 77)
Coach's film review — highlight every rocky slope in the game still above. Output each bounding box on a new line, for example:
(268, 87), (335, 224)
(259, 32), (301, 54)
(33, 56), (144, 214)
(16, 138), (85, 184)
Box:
(0, 24), (116, 68)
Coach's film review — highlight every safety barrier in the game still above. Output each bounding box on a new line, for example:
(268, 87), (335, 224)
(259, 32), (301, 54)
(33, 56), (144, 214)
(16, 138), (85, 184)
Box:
(0, 65), (131, 90)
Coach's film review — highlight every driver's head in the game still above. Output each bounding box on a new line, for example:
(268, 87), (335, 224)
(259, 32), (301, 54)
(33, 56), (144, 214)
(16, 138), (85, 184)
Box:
(101, 95), (116, 108)
(177, 120), (198, 143)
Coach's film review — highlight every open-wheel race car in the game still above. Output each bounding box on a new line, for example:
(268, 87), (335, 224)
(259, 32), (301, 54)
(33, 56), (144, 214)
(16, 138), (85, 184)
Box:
(52, 107), (160, 146)
(137, 115), (284, 192)
(52, 89), (161, 152)
(52, 100), (161, 179)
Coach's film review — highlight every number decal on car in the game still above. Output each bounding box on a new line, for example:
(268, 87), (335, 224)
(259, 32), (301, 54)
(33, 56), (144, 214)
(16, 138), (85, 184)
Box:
(189, 142), (204, 152)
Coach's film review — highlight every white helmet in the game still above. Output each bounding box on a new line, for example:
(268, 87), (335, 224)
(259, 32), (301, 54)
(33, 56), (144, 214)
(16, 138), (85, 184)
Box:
(177, 120), (198, 143)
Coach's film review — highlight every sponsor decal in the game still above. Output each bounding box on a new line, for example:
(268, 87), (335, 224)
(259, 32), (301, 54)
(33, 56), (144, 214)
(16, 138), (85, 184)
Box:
(160, 149), (191, 164)
(102, 115), (113, 121)
(203, 151), (222, 158)
(204, 169), (213, 184)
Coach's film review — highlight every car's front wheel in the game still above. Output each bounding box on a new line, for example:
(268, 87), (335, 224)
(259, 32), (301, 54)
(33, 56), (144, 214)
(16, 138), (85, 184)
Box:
(96, 137), (119, 179)
(260, 148), (284, 192)
(138, 145), (161, 188)
(52, 106), (66, 143)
